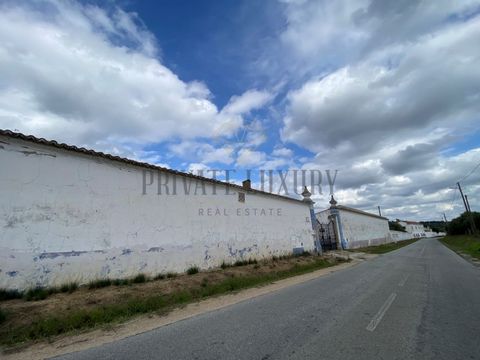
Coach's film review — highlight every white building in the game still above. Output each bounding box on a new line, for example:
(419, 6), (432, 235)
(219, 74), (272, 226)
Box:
(0, 130), (315, 290)
(316, 197), (391, 250)
(397, 220), (426, 238)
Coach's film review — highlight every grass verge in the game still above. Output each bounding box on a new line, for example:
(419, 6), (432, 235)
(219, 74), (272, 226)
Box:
(439, 235), (480, 260)
(350, 238), (419, 254)
(0, 256), (344, 346)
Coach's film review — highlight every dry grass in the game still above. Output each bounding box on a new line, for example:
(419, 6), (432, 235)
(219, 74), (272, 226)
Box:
(0, 254), (345, 346)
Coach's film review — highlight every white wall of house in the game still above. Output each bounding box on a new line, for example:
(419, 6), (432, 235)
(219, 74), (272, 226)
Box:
(0, 136), (314, 290)
(398, 221), (425, 234)
(337, 209), (390, 249)
(315, 207), (391, 249)
(316, 209), (330, 224)
(389, 230), (413, 242)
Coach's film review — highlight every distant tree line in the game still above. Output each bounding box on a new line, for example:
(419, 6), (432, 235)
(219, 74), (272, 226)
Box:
(447, 212), (480, 235)
(421, 221), (447, 233)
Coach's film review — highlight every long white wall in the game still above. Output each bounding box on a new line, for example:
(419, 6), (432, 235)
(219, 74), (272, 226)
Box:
(0, 136), (314, 290)
(389, 230), (413, 242)
(338, 209), (390, 249)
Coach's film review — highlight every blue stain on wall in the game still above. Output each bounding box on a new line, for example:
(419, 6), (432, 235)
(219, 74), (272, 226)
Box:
(227, 244), (258, 258)
(147, 247), (164, 252)
(38, 250), (105, 260)
(122, 249), (133, 256)
(7, 271), (18, 277)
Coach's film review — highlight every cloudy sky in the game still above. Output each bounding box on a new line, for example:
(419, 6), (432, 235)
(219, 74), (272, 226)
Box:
(1, 0), (479, 221)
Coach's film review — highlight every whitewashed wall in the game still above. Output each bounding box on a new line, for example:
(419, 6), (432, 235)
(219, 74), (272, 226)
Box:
(0, 136), (314, 290)
(338, 209), (390, 249)
(389, 230), (413, 242)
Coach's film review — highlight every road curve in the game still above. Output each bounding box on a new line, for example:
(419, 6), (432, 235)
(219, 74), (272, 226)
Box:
(55, 238), (480, 360)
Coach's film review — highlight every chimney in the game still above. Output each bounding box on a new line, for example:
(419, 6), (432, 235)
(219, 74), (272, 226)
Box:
(242, 179), (251, 190)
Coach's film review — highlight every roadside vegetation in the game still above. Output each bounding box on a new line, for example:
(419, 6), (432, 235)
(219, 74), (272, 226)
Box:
(388, 221), (406, 232)
(439, 235), (480, 260)
(0, 253), (346, 346)
(349, 238), (419, 254)
(446, 211), (480, 236)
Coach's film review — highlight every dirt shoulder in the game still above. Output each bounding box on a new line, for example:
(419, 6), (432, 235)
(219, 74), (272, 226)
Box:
(1, 256), (363, 360)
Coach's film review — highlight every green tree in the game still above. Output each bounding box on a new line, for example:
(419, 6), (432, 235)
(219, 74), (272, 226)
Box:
(447, 212), (480, 235)
(389, 221), (406, 232)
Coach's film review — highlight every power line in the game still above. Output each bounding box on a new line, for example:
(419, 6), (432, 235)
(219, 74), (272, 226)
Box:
(448, 187), (459, 210)
(457, 160), (480, 183)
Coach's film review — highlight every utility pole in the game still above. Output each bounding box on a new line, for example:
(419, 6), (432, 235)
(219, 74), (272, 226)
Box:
(457, 182), (477, 234)
(457, 182), (469, 213)
(465, 195), (472, 212)
(378, 206), (382, 217)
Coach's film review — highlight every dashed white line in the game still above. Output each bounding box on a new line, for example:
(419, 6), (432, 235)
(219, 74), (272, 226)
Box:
(398, 274), (410, 287)
(366, 293), (397, 332)
(420, 246), (426, 257)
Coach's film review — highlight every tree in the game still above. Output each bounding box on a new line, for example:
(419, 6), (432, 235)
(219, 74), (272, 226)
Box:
(447, 212), (480, 235)
(421, 221), (446, 233)
(389, 221), (406, 232)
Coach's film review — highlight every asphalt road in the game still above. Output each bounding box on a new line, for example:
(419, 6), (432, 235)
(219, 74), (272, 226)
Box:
(56, 238), (480, 360)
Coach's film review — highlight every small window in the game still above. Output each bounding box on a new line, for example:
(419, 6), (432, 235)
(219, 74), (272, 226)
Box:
(238, 192), (245, 203)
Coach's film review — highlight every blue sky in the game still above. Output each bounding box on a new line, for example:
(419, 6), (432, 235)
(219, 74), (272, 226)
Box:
(0, 0), (479, 220)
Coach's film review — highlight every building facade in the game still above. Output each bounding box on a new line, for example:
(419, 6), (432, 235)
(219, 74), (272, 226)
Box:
(397, 221), (425, 237)
(0, 130), (315, 290)
(316, 198), (391, 249)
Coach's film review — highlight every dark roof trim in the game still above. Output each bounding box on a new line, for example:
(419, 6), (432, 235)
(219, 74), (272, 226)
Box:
(0, 129), (304, 204)
(316, 205), (388, 221)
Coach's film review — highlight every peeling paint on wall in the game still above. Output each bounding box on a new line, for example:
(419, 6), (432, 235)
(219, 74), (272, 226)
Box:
(0, 136), (313, 290)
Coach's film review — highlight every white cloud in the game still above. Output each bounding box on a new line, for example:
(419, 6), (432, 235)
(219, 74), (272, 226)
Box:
(236, 149), (267, 167)
(280, 13), (480, 220)
(283, 12), (480, 154)
(169, 141), (235, 165)
(272, 147), (293, 158)
(0, 1), (267, 153)
(221, 90), (273, 115)
(187, 163), (210, 173)
(261, 0), (480, 81)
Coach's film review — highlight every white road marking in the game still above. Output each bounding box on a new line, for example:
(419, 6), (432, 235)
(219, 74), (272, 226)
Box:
(398, 274), (410, 287)
(366, 293), (397, 332)
(420, 246), (426, 257)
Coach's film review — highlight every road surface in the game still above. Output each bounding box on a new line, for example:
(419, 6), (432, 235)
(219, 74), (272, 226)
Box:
(56, 238), (480, 360)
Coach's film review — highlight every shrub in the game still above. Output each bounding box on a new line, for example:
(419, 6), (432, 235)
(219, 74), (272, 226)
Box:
(233, 258), (258, 267)
(220, 261), (230, 269)
(448, 212), (480, 235)
(88, 279), (112, 289)
(24, 287), (49, 301)
(132, 274), (147, 284)
(0, 289), (23, 301)
(154, 274), (166, 280)
(234, 260), (248, 267)
(389, 221), (407, 232)
(166, 272), (177, 279)
(112, 279), (130, 286)
(59, 282), (78, 294)
(295, 251), (311, 257)
(0, 308), (6, 324)
(186, 266), (199, 275)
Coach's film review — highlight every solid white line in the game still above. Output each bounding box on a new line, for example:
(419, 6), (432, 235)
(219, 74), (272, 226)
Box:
(398, 274), (410, 287)
(366, 292), (397, 332)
